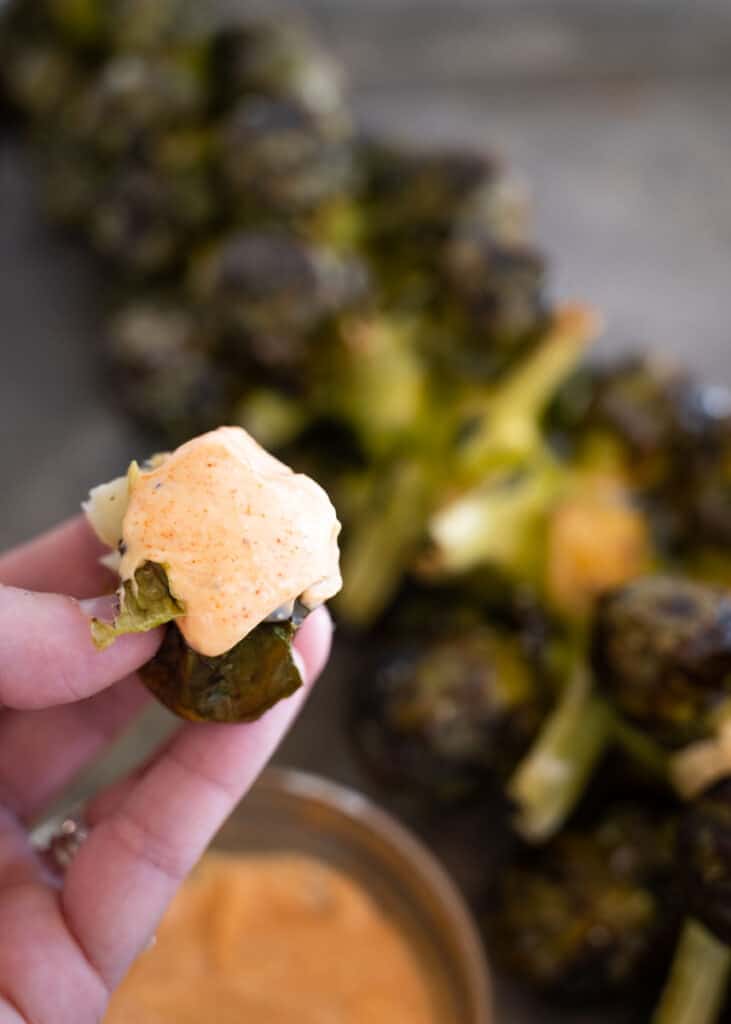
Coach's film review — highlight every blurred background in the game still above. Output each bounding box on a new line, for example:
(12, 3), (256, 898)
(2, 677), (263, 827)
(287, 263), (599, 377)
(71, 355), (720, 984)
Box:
(3, 0), (731, 543)
(2, 3), (731, 1021)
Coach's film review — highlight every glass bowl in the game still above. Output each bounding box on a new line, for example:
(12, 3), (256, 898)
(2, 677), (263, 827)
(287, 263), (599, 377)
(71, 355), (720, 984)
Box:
(212, 766), (493, 1024)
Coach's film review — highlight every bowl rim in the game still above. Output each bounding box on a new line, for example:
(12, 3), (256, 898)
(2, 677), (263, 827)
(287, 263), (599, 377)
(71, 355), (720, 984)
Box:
(246, 765), (493, 1022)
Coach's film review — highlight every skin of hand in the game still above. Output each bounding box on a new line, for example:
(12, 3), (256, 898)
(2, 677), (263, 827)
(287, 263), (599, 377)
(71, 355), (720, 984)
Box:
(0, 516), (333, 1024)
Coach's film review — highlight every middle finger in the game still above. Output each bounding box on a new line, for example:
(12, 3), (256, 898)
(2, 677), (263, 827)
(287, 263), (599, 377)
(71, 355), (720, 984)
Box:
(0, 677), (150, 824)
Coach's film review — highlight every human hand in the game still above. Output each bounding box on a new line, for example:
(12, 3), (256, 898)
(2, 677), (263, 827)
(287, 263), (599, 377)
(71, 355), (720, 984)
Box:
(0, 517), (332, 1024)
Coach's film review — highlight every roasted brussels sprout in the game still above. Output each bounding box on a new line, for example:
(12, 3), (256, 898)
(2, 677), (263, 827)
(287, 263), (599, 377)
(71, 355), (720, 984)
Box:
(189, 232), (369, 380)
(592, 576), (731, 750)
(208, 17), (347, 120)
(217, 96), (354, 227)
(436, 233), (549, 381)
(107, 297), (231, 441)
(84, 427), (341, 722)
(547, 356), (699, 471)
(352, 621), (547, 802)
(359, 142), (529, 305)
(91, 155), (215, 276)
(487, 805), (680, 1003)
(2, 37), (82, 119)
(141, 618), (303, 723)
(60, 49), (207, 157)
(678, 777), (731, 946)
(652, 778), (731, 1024)
(43, 0), (204, 51)
(91, 558), (305, 723)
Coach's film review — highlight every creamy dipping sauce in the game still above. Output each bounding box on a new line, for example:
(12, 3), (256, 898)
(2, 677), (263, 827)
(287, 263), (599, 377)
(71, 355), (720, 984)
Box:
(118, 427), (341, 656)
(104, 853), (436, 1024)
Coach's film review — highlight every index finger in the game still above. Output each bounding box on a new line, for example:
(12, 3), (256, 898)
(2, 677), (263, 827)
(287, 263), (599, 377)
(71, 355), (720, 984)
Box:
(0, 587), (161, 709)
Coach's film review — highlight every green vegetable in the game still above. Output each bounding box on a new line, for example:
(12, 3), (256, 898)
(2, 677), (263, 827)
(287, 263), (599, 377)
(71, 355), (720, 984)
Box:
(652, 920), (730, 1024)
(208, 18), (346, 119)
(140, 619), (302, 723)
(217, 95), (354, 226)
(591, 576), (731, 750)
(91, 561), (183, 648)
(352, 621), (547, 802)
(652, 777), (731, 1024)
(487, 804), (680, 1004)
(188, 232), (368, 380)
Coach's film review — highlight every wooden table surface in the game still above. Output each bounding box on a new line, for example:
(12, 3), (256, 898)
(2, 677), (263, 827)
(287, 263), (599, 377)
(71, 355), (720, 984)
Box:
(2, 5), (730, 1020)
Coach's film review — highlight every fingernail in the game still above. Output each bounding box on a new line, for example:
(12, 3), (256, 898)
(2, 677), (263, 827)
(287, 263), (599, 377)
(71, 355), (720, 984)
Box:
(78, 594), (118, 622)
(292, 648), (308, 683)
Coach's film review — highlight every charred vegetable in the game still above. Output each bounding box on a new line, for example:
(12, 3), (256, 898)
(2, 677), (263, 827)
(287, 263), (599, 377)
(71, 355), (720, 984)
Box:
(352, 615), (547, 803)
(141, 618), (303, 723)
(217, 95), (354, 227)
(107, 297), (232, 441)
(188, 232), (369, 382)
(488, 805), (680, 1004)
(592, 576), (731, 752)
(208, 17), (346, 118)
(653, 778), (731, 1024)
(83, 427), (342, 723)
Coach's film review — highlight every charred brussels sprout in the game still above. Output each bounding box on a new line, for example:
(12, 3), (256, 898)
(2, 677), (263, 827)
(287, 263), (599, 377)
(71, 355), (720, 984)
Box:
(107, 298), (231, 442)
(352, 624), (546, 802)
(592, 576), (731, 750)
(91, 154), (215, 276)
(2, 37), (82, 119)
(678, 777), (731, 946)
(189, 232), (368, 379)
(488, 806), (680, 1003)
(208, 17), (346, 120)
(141, 619), (303, 723)
(359, 142), (530, 310)
(62, 51), (207, 157)
(437, 232), (549, 381)
(652, 779), (731, 1024)
(217, 96), (354, 226)
(547, 357), (698, 466)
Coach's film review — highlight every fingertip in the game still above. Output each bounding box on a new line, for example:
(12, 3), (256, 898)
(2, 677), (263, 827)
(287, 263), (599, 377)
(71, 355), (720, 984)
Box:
(294, 605), (333, 686)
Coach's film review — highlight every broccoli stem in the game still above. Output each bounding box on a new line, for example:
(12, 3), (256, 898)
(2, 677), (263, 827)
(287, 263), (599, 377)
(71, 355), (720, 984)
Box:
(508, 661), (612, 842)
(652, 920), (731, 1024)
(456, 305), (598, 484)
(337, 457), (433, 626)
(428, 455), (562, 576)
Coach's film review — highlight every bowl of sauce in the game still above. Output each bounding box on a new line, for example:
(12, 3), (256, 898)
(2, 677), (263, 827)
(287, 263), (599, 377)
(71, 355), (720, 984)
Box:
(104, 767), (492, 1023)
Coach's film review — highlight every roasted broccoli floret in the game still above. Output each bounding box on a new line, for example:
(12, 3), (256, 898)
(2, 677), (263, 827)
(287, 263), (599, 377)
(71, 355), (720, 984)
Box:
(351, 619), (547, 803)
(488, 805), (680, 1004)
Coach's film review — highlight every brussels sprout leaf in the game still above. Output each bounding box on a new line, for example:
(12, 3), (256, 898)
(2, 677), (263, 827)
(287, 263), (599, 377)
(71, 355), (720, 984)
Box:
(91, 562), (184, 649)
(140, 619), (302, 723)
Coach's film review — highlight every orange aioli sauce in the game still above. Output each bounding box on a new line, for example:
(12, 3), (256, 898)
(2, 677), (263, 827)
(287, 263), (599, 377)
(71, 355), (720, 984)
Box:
(118, 427), (342, 657)
(104, 853), (437, 1024)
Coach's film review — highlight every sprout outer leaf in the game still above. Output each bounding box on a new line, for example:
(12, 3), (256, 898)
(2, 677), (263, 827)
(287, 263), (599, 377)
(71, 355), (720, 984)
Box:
(139, 619), (302, 723)
(91, 561), (184, 649)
